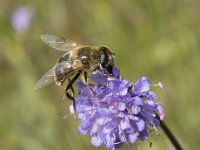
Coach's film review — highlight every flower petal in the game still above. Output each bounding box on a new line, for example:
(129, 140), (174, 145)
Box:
(156, 103), (165, 120)
(128, 133), (137, 144)
(90, 72), (107, 85)
(112, 66), (121, 79)
(91, 136), (103, 147)
(104, 134), (115, 148)
(139, 129), (148, 141)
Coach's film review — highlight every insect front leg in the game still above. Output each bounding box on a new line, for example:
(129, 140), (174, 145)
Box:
(84, 71), (88, 84)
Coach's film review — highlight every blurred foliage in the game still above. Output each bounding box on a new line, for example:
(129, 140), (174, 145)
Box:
(0, 0), (200, 149)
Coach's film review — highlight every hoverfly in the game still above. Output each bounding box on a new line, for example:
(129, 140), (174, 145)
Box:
(35, 34), (115, 106)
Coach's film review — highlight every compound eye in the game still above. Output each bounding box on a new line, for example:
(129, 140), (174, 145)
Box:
(99, 47), (109, 68)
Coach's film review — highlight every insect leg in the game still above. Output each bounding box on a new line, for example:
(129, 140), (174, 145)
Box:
(84, 71), (88, 84)
(65, 70), (82, 110)
(66, 78), (75, 100)
(65, 70), (82, 92)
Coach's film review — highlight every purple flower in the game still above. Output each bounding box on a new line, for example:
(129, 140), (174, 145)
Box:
(73, 67), (164, 149)
(11, 6), (33, 32)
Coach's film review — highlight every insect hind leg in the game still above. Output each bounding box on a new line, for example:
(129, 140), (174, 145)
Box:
(66, 86), (76, 111)
(66, 83), (75, 100)
(65, 70), (82, 111)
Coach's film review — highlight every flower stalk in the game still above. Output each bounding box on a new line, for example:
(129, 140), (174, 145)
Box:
(156, 114), (183, 150)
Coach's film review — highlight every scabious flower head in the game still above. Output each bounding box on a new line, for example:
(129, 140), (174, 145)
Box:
(74, 67), (164, 149)
(11, 6), (33, 32)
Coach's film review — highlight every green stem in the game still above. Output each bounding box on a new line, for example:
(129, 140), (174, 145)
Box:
(156, 114), (183, 150)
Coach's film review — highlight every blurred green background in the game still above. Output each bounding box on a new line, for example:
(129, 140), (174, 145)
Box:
(0, 0), (199, 149)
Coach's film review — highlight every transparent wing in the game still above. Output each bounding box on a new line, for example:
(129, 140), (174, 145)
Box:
(34, 60), (85, 89)
(34, 66), (55, 89)
(34, 61), (74, 89)
(40, 34), (79, 52)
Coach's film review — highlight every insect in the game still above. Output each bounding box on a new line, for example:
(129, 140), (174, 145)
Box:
(35, 34), (115, 107)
